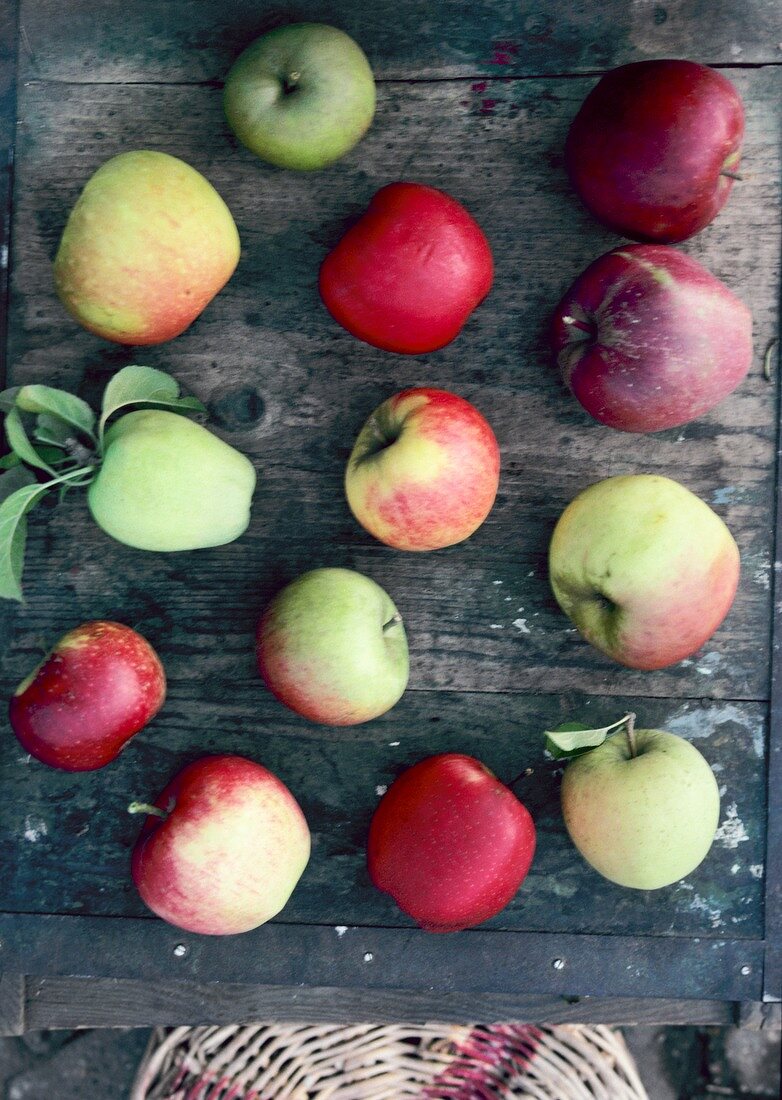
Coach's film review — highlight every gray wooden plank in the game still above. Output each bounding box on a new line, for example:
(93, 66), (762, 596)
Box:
(0, 692), (767, 938)
(15, 0), (782, 83)
(20, 976), (739, 1029)
(6, 69), (780, 702)
(0, 974), (25, 1036)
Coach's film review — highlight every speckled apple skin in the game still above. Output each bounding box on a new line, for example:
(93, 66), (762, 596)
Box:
(368, 754), (536, 932)
(131, 755), (311, 935)
(345, 388), (500, 551)
(9, 621), (166, 771)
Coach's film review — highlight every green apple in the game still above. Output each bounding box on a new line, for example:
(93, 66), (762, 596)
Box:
(88, 410), (256, 551)
(223, 23), (376, 171)
(561, 720), (720, 889)
(549, 474), (740, 669)
(256, 567), (408, 725)
(54, 151), (240, 344)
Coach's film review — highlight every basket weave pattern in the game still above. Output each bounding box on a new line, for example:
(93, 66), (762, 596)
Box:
(130, 1022), (649, 1100)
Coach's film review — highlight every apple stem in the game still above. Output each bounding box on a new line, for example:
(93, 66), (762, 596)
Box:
(720, 169), (743, 181)
(561, 314), (594, 336)
(383, 611), (403, 633)
(507, 766), (534, 789)
(763, 339), (778, 382)
(127, 801), (168, 821)
(624, 713), (638, 759)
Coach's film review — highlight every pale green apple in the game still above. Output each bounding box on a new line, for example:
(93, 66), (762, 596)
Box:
(88, 410), (256, 551)
(256, 567), (408, 725)
(561, 727), (720, 889)
(549, 474), (740, 669)
(224, 23), (376, 171)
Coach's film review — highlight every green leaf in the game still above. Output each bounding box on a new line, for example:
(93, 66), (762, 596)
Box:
(0, 387), (20, 413)
(544, 714), (634, 760)
(4, 407), (56, 475)
(99, 365), (206, 443)
(0, 465), (37, 503)
(0, 452), (21, 471)
(34, 413), (72, 448)
(0, 478), (52, 601)
(16, 385), (96, 441)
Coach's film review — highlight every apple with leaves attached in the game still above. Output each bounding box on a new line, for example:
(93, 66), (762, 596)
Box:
(9, 621), (165, 771)
(130, 755), (311, 935)
(0, 365), (256, 600)
(257, 567), (409, 725)
(368, 753), (536, 932)
(565, 60), (745, 242)
(551, 714), (720, 889)
(55, 151), (240, 344)
(345, 388), (500, 551)
(224, 24), (376, 171)
(549, 475), (740, 669)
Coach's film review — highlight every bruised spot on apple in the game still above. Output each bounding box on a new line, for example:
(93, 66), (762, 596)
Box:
(131, 755), (311, 935)
(345, 388), (500, 551)
(257, 568), (409, 726)
(54, 151), (240, 345)
(552, 245), (753, 433)
(9, 621), (165, 771)
(561, 725), (720, 890)
(549, 475), (740, 670)
(319, 182), (493, 354)
(566, 60), (745, 243)
(368, 754), (536, 932)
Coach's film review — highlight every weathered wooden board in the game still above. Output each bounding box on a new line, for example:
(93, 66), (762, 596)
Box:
(0, 693), (767, 938)
(5, 70), (780, 705)
(16, 0), (782, 82)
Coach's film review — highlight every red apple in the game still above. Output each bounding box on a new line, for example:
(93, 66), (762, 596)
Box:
(551, 244), (753, 433)
(566, 60), (745, 243)
(345, 387), (500, 550)
(131, 755), (311, 935)
(368, 754), (536, 933)
(319, 182), (493, 353)
(9, 621), (165, 771)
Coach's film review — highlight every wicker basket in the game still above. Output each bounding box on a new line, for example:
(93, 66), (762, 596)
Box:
(130, 1021), (649, 1100)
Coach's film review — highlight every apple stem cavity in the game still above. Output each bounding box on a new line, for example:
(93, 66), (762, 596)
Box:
(624, 712), (638, 759)
(127, 800), (168, 821)
(383, 611), (403, 633)
(283, 71), (301, 94)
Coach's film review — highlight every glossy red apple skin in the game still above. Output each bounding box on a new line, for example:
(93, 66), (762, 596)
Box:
(566, 60), (745, 243)
(552, 245), (753, 433)
(319, 182), (493, 354)
(9, 621), (165, 771)
(131, 755), (311, 935)
(367, 754), (536, 933)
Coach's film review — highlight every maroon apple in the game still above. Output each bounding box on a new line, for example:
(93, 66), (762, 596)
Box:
(551, 244), (753, 433)
(367, 754), (536, 933)
(131, 755), (311, 935)
(565, 60), (745, 243)
(9, 621), (166, 771)
(319, 182), (493, 354)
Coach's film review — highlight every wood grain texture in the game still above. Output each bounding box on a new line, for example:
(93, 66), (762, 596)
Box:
(15, 0), (782, 82)
(0, 693), (767, 937)
(0, 974), (25, 1035)
(19, 976), (739, 1029)
(5, 70), (781, 704)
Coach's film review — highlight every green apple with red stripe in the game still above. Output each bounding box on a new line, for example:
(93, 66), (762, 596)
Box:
(345, 388), (500, 551)
(257, 567), (408, 725)
(549, 474), (740, 669)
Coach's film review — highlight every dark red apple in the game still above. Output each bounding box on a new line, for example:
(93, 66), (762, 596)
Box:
(551, 244), (752, 433)
(131, 755), (311, 935)
(565, 60), (745, 243)
(9, 621), (166, 771)
(367, 754), (536, 933)
(319, 182), (493, 354)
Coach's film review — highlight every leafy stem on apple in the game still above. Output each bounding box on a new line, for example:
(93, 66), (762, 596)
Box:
(544, 711), (638, 760)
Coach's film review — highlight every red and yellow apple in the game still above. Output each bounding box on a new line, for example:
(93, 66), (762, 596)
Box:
(131, 755), (311, 935)
(551, 245), (753, 433)
(368, 754), (536, 932)
(9, 621), (166, 771)
(549, 475), (740, 669)
(54, 151), (240, 344)
(566, 60), (745, 243)
(319, 182), (493, 353)
(345, 388), (500, 551)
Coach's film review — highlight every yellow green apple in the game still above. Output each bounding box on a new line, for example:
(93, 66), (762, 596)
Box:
(54, 151), (240, 344)
(88, 410), (256, 551)
(549, 474), (740, 669)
